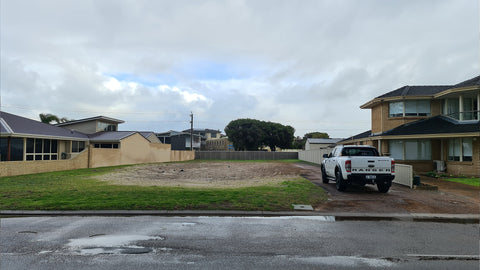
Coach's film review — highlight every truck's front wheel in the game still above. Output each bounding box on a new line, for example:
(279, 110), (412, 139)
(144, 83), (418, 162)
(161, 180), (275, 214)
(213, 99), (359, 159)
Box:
(335, 170), (347, 191)
(321, 165), (329, 184)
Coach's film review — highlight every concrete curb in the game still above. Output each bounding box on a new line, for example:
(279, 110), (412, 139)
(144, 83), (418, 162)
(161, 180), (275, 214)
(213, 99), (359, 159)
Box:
(1, 210), (478, 223)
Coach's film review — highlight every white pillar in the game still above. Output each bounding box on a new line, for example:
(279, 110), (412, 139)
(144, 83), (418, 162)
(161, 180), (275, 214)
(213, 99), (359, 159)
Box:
(378, 139), (382, 155)
(477, 92), (480, 120)
(459, 95), (464, 121)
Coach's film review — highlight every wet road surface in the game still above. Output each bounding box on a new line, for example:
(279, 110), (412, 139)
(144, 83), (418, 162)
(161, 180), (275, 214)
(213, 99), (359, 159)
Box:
(1, 216), (478, 269)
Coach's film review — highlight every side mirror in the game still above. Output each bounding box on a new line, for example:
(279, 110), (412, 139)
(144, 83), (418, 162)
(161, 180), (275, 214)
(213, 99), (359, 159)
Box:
(323, 154), (329, 158)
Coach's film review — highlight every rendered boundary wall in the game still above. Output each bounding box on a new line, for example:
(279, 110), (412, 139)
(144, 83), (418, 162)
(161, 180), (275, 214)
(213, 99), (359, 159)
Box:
(0, 150), (89, 177)
(195, 151), (298, 160)
(170, 150), (195, 162)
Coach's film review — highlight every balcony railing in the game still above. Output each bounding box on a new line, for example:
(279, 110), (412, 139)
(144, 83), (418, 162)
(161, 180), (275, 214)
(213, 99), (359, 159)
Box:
(443, 110), (479, 121)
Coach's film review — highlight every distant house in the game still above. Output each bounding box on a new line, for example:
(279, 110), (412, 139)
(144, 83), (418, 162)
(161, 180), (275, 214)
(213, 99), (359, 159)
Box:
(56, 116), (124, 133)
(305, 138), (343, 150)
(339, 75), (480, 176)
(0, 111), (193, 176)
(205, 137), (235, 151)
(156, 131), (202, 150)
(183, 128), (222, 140)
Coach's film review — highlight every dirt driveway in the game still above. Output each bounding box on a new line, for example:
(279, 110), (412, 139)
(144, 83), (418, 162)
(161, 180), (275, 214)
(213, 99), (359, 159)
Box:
(294, 163), (480, 214)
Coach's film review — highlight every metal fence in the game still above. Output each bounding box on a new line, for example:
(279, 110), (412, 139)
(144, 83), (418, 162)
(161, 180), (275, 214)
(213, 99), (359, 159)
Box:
(298, 149), (332, 165)
(393, 164), (413, 188)
(195, 151), (298, 160)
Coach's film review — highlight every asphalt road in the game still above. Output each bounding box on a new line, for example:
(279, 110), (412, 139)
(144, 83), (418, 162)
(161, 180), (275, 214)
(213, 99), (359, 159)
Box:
(1, 216), (478, 269)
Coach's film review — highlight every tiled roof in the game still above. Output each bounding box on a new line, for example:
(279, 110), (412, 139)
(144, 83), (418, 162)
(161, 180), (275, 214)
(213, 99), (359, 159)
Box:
(339, 130), (372, 143)
(376, 85), (452, 99)
(56, 116), (124, 127)
(381, 116), (480, 136)
(0, 111), (88, 140)
(450, 75), (480, 88)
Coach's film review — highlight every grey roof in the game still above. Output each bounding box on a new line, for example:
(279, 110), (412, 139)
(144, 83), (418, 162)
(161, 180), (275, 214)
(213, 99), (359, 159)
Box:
(0, 111), (89, 140)
(451, 75), (480, 88)
(306, 138), (343, 144)
(376, 85), (452, 99)
(56, 116), (124, 127)
(88, 131), (137, 142)
(381, 116), (480, 136)
(139, 132), (155, 139)
(339, 130), (372, 142)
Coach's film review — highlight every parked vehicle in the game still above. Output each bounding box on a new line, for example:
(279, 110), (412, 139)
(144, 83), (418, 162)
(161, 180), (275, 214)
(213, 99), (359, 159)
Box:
(321, 145), (395, 193)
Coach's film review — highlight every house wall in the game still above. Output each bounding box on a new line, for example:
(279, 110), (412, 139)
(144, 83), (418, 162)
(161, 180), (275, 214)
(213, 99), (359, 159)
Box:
(305, 143), (333, 150)
(371, 101), (442, 134)
(0, 149), (89, 177)
(60, 121), (97, 134)
(395, 161), (434, 173)
(89, 133), (172, 168)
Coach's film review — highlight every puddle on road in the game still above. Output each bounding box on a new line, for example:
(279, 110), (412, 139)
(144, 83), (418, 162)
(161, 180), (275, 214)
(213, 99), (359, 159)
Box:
(67, 234), (164, 255)
(289, 255), (395, 267)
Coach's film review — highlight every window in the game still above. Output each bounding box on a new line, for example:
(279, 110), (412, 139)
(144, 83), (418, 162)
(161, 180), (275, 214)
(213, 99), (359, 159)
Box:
(443, 97), (478, 120)
(389, 139), (431, 160)
(97, 122), (117, 132)
(25, 138), (58, 161)
(72, 141), (85, 152)
(389, 100), (430, 117)
(94, 143), (119, 149)
(0, 138), (24, 161)
(389, 102), (403, 117)
(211, 133), (217, 138)
(341, 147), (379, 157)
(449, 138), (473, 162)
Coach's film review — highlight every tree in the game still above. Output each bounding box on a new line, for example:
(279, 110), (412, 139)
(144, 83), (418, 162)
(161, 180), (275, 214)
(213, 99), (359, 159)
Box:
(39, 113), (69, 124)
(225, 119), (295, 151)
(225, 119), (265, 151)
(304, 132), (329, 139)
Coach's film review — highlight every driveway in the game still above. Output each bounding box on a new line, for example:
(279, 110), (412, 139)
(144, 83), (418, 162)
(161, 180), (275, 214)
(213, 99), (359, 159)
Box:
(294, 163), (479, 214)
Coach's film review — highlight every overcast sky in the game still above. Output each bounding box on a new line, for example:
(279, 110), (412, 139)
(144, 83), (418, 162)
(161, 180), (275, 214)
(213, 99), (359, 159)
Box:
(1, 0), (478, 138)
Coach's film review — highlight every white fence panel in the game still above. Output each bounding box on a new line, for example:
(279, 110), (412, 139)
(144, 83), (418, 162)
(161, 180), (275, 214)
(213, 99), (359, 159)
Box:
(394, 164), (413, 188)
(298, 149), (332, 165)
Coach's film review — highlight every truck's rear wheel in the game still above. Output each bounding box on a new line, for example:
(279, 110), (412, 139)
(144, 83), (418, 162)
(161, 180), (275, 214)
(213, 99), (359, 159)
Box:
(335, 170), (347, 191)
(377, 182), (391, 193)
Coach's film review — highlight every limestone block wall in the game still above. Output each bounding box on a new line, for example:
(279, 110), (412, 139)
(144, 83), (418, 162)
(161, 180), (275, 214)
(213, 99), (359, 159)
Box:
(0, 149), (89, 177)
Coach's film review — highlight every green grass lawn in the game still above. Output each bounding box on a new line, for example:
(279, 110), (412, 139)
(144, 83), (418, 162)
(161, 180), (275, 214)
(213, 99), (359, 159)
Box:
(442, 177), (480, 187)
(0, 162), (327, 211)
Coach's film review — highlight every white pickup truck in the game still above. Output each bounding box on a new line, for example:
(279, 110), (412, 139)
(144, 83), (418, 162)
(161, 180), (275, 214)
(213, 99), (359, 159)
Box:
(320, 145), (395, 193)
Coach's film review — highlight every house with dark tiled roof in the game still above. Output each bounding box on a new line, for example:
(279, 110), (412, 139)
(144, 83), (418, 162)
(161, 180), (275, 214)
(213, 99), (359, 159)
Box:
(0, 111), (193, 176)
(339, 75), (479, 176)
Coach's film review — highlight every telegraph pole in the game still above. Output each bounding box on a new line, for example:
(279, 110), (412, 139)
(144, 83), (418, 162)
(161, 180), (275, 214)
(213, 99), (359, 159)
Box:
(190, 112), (193, 151)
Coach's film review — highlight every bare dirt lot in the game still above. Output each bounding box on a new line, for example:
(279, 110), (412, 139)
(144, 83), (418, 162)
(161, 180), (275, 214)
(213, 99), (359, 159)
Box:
(98, 162), (305, 188)
(97, 161), (479, 214)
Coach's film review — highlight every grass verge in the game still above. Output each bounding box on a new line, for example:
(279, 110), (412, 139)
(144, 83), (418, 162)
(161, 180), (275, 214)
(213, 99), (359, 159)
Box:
(0, 164), (327, 211)
(442, 177), (480, 187)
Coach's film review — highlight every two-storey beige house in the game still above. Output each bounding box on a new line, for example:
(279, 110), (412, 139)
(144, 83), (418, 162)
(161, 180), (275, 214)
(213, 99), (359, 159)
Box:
(340, 75), (479, 176)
